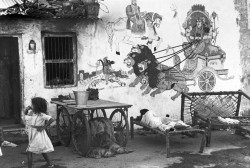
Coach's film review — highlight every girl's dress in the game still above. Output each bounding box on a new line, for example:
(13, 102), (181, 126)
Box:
(24, 113), (54, 154)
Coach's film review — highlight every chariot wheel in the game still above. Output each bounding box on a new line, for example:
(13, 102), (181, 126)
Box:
(72, 111), (91, 156)
(198, 71), (216, 92)
(90, 109), (107, 119)
(109, 109), (129, 147)
(56, 106), (71, 146)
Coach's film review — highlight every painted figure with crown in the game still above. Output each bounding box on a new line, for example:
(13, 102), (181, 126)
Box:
(179, 4), (232, 92)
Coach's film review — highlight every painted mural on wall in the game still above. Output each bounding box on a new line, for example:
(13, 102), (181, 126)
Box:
(180, 4), (233, 92)
(78, 57), (128, 90)
(105, 0), (163, 55)
(124, 44), (190, 100)
(79, 1), (235, 100)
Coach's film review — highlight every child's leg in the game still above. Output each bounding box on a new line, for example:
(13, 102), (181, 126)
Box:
(42, 153), (53, 166)
(27, 151), (33, 168)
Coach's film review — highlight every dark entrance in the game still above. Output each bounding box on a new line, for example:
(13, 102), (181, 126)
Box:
(0, 37), (21, 126)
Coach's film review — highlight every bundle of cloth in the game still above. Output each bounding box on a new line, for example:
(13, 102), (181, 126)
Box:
(87, 117), (132, 159)
(217, 116), (240, 124)
(138, 109), (191, 132)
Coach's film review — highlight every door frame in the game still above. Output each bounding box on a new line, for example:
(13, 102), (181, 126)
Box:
(0, 34), (24, 124)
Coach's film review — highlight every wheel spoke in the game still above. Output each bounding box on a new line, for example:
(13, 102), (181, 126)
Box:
(201, 82), (206, 87)
(207, 82), (213, 89)
(199, 80), (206, 83)
(207, 73), (212, 79)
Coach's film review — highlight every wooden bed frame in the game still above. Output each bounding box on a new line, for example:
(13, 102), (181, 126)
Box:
(130, 117), (207, 158)
(181, 90), (250, 146)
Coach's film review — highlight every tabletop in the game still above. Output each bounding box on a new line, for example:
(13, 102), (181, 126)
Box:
(51, 99), (132, 110)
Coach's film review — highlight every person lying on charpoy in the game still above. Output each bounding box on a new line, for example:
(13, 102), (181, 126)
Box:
(138, 109), (191, 131)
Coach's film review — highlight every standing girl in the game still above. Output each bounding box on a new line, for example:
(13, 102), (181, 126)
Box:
(24, 97), (54, 168)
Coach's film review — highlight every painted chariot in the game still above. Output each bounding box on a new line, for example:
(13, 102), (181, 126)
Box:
(179, 4), (232, 92)
(123, 4), (233, 100)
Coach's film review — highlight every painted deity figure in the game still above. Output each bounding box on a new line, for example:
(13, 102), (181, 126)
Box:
(183, 16), (225, 64)
(189, 17), (211, 41)
(126, 0), (146, 34)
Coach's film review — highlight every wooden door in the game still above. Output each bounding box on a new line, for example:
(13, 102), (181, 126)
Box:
(0, 37), (20, 124)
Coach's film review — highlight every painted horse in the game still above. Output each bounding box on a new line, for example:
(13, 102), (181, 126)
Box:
(106, 12), (163, 55)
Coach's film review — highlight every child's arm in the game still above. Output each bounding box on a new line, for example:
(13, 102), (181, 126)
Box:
(34, 118), (54, 132)
(24, 106), (32, 115)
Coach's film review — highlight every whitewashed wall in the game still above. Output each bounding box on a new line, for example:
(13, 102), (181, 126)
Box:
(0, 0), (242, 122)
(96, 0), (242, 119)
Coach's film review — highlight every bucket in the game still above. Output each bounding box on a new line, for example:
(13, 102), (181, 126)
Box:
(73, 91), (89, 105)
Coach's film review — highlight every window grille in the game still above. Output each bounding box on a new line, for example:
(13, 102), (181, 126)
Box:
(42, 33), (77, 88)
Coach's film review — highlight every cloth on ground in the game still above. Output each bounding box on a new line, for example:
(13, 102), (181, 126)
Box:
(141, 110), (191, 131)
(88, 117), (130, 158)
(24, 113), (54, 154)
(1, 141), (18, 147)
(218, 116), (240, 124)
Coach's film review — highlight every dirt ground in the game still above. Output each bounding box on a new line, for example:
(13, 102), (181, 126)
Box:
(1, 130), (250, 168)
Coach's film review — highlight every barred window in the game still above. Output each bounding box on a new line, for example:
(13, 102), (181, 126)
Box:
(42, 32), (77, 88)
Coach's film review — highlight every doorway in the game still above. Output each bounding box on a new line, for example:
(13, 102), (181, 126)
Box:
(0, 37), (21, 126)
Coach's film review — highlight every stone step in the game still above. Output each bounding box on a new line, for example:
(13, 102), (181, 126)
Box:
(2, 125), (27, 145)
(1, 125), (61, 146)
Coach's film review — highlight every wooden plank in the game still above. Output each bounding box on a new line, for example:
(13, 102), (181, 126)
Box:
(51, 99), (132, 110)
(187, 91), (239, 96)
(133, 121), (205, 135)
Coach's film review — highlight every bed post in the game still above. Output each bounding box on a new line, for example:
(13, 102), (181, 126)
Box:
(130, 117), (134, 139)
(199, 130), (206, 153)
(166, 130), (170, 158)
(181, 93), (185, 121)
(193, 110), (198, 126)
(206, 118), (211, 147)
(236, 90), (242, 117)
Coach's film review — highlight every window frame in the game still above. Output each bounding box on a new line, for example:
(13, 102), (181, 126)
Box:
(42, 32), (77, 88)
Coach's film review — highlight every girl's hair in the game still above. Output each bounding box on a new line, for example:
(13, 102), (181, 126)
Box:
(31, 97), (48, 114)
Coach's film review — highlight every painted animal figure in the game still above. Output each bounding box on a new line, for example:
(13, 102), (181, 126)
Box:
(106, 12), (163, 55)
(98, 57), (115, 84)
(139, 63), (189, 100)
(124, 45), (189, 100)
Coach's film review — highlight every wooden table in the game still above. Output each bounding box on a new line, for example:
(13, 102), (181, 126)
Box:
(51, 99), (132, 156)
